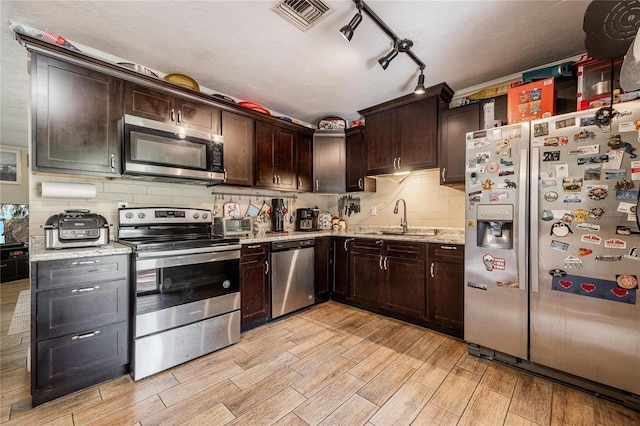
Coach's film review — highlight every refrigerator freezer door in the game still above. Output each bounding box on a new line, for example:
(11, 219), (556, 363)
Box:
(530, 102), (640, 395)
(464, 123), (530, 360)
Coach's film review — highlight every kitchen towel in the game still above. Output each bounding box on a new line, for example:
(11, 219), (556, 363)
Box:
(41, 181), (96, 198)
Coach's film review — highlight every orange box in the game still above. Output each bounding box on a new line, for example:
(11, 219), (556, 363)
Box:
(507, 78), (555, 124)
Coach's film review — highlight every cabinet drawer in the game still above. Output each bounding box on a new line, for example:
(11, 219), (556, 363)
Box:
(385, 241), (426, 259)
(35, 255), (129, 289)
(36, 278), (129, 340)
(0, 260), (17, 282)
(429, 244), (464, 263)
(35, 321), (128, 389)
(351, 239), (383, 255)
(241, 243), (269, 262)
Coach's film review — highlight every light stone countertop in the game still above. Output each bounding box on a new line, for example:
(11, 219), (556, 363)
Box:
(29, 226), (464, 262)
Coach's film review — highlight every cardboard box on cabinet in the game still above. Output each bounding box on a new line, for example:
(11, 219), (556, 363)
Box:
(507, 78), (555, 124)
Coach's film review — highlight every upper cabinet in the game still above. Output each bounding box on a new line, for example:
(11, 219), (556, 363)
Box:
(221, 111), (254, 186)
(255, 121), (296, 190)
(296, 131), (313, 192)
(438, 96), (507, 185)
(359, 83), (453, 176)
(32, 54), (123, 176)
(345, 127), (376, 193)
(125, 82), (220, 134)
(313, 130), (345, 193)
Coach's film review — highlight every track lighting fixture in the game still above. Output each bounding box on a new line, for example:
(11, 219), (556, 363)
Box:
(339, 0), (363, 41)
(414, 68), (426, 94)
(340, 0), (427, 93)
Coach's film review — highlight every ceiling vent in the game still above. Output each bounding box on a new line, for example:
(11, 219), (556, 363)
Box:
(271, 0), (333, 32)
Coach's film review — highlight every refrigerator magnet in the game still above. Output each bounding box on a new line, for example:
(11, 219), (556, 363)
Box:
(550, 240), (569, 252)
(571, 209), (589, 222)
(583, 165), (601, 180)
(589, 207), (606, 219)
(544, 191), (558, 202)
(604, 169), (626, 179)
(544, 137), (559, 146)
(624, 247), (640, 261)
(587, 185), (608, 200)
(551, 222), (573, 237)
(603, 149), (624, 169)
(632, 160), (640, 179)
(615, 189), (638, 201)
(562, 178), (583, 192)
(543, 151), (560, 161)
(577, 248), (593, 257)
(534, 122), (549, 137)
(573, 129), (596, 142)
(605, 238), (627, 249)
(481, 254), (505, 271)
(576, 223), (600, 231)
(555, 117), (576, 129)
(579, 116), (596, 127)
(563, 255), (583, 269)
(614, 179), (635, 190)
(581, 234), (602, 245)
(548, 268), (567, 277)
(499, 168), (515, 177)
(541, 210), (554, 221)
(500, 158), (514, 167)
(564, 193), (582, 203)
(481, 179), (494, 191)
(487, 162), (499, 173)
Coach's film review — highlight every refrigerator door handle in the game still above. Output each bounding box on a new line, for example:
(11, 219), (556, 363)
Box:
(530, 146), (540, 293)
(517, 147), (528, 291)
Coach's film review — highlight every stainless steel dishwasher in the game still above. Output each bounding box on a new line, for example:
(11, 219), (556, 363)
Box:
(270, 239), (315, 318)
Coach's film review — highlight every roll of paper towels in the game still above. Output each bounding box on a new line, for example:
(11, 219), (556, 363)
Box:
(41, 182), (97, 198)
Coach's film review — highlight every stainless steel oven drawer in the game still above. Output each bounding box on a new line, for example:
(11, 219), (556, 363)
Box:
(133, 309), (240, 381)
(135, 292), (240, 338)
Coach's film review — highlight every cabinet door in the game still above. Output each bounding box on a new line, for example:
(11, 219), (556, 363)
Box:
(397, 96), (438, 171)
(386, 256), (426, 319)
(297, 132), (313, 192)
(255, 121), (277, 188)
(313, 132), (345, 193)
(439, 103), (480, 184)
(314, 237), (330, 302)
(222, 111), (254, 186)
(346, 127), (365, 192)
(349, 251), (384, 307)
(33, 54), (122, 176)
(240, 259), (270, 330)
(125, 82), (174, 123)
(276, 128), (296, 190)
(0, 259), (17, 283)
(332, 238), (350, 302)
(428, 261), (464, 335)
(364, 109), (396, 175)
(178, 99), (221, 134)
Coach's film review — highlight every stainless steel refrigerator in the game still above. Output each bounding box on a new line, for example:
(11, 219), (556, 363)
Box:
(465, 100), (640, 401)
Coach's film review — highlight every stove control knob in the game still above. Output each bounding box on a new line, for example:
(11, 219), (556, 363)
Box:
(193, 212), (200, 219)
(138, 212), (146, 219)
(202, 213), (208, 219)
(125, 212), (134, 219)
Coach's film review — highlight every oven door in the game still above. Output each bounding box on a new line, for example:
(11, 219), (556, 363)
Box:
(123, 115), (224, 182)
(134, 247), (240, 337)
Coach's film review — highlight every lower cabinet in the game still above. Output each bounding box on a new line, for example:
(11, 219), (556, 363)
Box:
(240, 243), (270, 331)
(348, 239), (384, 307)
(427, 243), (465, 338)
(385, 241), (427, 319)
(31, 254), (129, 406)
(314, 237), (331, 303)
(331, 237), (351, 303)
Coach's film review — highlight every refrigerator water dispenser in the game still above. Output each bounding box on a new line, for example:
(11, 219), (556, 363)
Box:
(476, 204), (514, 249)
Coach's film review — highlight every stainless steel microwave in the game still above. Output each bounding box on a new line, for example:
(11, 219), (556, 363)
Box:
(123, 114), (225, 185)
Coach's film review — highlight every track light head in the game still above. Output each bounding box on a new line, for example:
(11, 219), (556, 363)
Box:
(414, 69), (426, 94)
(378, 48), (399, 70)
(397, 39), (414, 52)
(339, 12), (362, 41)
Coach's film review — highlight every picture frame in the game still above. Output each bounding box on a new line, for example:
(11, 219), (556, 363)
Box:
(0, 149), (21, 184)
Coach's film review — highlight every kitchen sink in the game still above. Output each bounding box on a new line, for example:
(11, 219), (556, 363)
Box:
(354, 231), (434, 238)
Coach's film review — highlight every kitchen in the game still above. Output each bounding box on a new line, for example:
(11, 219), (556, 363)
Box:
(2, 0), (640, 424)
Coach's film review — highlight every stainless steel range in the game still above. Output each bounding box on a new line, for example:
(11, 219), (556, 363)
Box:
(117, 207), (241, 381)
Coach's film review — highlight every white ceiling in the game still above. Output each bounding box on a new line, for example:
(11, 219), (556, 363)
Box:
(1, 0), (591, 149)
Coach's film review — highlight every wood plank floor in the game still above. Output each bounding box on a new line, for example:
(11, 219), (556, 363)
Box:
(2, 279), (639, 426)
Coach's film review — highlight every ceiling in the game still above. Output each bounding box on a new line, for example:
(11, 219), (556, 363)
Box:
(1, 0), (592, 149)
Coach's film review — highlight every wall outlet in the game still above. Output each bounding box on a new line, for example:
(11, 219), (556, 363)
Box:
(370, 206), (377, 216)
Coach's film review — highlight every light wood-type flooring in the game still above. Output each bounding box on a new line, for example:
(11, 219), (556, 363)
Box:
(2, 279), (639, 425)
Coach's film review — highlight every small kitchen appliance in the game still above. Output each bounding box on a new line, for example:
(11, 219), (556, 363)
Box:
(295, 207), (319, 231)
(43, 209), (109, 249)
(213, 216), (254, 237)
(271, 198), (285, 232)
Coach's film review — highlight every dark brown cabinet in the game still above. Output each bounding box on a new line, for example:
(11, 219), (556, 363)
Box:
(221, 111), (254, 186)
(240, 243), (270, 331)
(427, 243), (464, 338)
(314, 237), (330, 303)
(297, 131), (313, 192)
(349, 239), (385, 308)
(345, 127), (376, 192)
(31, 254), (129, 406)
(32, 54), (122, 176)
(331, 237), (352, 303)
(125, 82), (221, 134)
(255, 121), (296, 190)
(359, 84), (453, 176)
(384, 241), (427, 319)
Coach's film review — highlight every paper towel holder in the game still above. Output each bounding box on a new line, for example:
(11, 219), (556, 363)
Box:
(41, 181), (97, 199)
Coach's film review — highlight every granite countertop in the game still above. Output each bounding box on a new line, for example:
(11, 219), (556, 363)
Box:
(29, 240), (132, 262)
(240, 226), (465, 246)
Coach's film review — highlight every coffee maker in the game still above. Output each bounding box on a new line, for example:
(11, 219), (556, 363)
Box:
(271, 198), (285, 233)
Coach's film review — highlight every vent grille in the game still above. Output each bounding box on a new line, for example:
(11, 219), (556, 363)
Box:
(271, 0), (333, 32)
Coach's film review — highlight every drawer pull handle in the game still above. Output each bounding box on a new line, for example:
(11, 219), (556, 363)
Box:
(72, 260), (100, 265)
(264, 260), (269, 275)
(71, 286), (100, 293)
(431, 262), (435, 278)
(440, 246), (457, 250)
(383, 256), (388, 270)
(247, 244), (261, 249)
(379, 255), (384, 269)
(72, 330), (100, 340)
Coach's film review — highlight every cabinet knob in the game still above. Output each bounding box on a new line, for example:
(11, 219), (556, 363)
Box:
(177, 110), (182, 123)
(383, 256), (388, 270)
(379, 255), (384, 269)
(171, 109), (175, 122)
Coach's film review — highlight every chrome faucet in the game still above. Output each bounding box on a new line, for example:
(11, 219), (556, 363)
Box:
(393, 198), (408, 233)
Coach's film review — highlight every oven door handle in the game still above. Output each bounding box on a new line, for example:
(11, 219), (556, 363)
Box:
(135, 244), (242, 259)
(137, 249), (240, 270)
